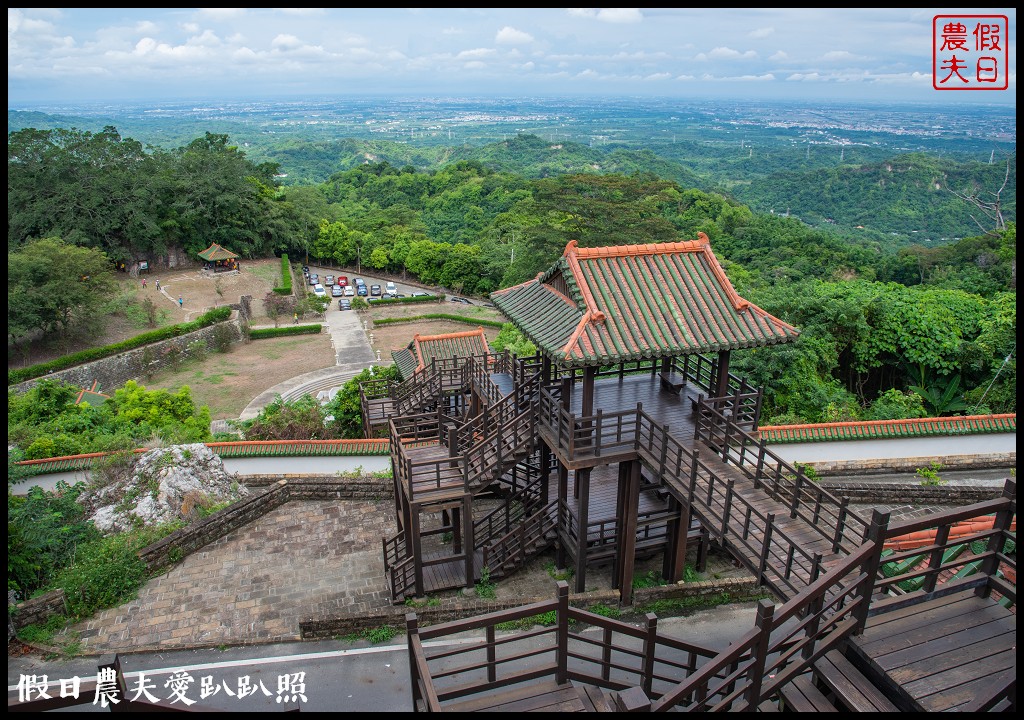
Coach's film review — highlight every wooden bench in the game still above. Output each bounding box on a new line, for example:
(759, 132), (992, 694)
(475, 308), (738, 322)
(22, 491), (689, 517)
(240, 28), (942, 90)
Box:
(659, 371), (685, 394)
(812, 649), (899, 712)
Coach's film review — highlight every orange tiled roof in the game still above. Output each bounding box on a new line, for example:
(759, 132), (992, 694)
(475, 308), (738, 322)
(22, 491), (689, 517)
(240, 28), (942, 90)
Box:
(491, 235), (799, 366)
(392, 327), (490, 379)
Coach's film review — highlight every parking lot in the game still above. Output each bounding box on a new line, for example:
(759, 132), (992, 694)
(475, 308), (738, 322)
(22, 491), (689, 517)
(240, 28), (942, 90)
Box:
(301, 265), (466, 309)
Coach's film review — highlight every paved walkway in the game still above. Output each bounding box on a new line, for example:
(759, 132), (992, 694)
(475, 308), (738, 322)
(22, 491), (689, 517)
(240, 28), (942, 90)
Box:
(74, 499), (397, 652)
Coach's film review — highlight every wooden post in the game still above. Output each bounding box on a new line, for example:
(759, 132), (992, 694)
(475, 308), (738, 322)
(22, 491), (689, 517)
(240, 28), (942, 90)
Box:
(613, 462), (629, 590)
(556, 582), (570, 685)
(410, 504), (425, 598)
(463, 494), (475, 589)
(801, 554), (824, 660)
(833, 497), (850, 553)
(619, 460), (642, 605)
(575, 469), (591, 593)
(451, 504), (462, 554)
(853, 510), (890, 633)
(976, 479), (1016, 598)
(556, 461), (569, 570)
(716, 350), (731, 398)
(641, 613), (658, 697)
(741, 600), (776, 709)
(757, 513), (775, 588)
(406, 615), (421, 710)
(666, 496), (690, 583)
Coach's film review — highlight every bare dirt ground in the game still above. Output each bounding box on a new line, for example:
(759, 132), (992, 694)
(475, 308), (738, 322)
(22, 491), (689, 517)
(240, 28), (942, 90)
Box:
(143, 333), (336, 420)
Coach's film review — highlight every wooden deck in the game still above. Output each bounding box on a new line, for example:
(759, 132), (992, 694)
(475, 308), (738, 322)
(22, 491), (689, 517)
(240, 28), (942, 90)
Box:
(848, 588), (1017, 712)
(444, 680), (610, 712)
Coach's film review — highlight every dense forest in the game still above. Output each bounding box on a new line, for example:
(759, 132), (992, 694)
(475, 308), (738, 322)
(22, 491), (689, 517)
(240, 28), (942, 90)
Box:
(7, 125), (1017, 424)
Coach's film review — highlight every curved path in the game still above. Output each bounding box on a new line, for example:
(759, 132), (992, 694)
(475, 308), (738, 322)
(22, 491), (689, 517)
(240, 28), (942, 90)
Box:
(239, 302), (377, 420)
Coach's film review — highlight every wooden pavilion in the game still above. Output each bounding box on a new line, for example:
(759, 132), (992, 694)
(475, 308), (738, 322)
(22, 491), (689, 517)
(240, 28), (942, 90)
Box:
(392, 327), (491, 381)
(367, 234), (807, 603)
(197, 242), (240, 272)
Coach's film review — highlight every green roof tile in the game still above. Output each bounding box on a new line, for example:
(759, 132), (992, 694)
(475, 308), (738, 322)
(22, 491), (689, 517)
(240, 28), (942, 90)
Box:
(492, 236), (799, 367)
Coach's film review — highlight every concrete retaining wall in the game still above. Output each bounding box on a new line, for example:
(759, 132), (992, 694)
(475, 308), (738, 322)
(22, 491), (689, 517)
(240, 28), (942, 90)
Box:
(12, 318), (242, 394)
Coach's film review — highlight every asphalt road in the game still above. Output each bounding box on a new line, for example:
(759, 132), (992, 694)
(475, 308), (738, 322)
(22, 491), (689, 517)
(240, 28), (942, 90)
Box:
(9, 601), (763, 712)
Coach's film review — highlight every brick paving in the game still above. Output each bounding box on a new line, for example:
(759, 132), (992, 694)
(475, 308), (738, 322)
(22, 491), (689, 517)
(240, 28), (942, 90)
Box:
(62, 490), (972, 654)
(72, 500), (396, 653)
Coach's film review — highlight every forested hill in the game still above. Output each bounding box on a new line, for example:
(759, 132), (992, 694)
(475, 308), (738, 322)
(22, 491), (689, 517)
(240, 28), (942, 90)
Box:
(732, 152), (1016, 243)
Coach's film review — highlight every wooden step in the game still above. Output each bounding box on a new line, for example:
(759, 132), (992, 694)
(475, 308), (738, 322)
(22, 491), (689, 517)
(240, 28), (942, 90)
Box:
(813, 650), (899, 712)
(777, 673), (838, 712)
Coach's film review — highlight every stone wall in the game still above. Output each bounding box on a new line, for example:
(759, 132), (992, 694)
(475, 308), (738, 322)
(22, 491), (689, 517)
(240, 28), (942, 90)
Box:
(299, 576), (761, 639)
(139, 480), (290, 572)
(241, 474), (392, 500)
(819, 480), (1005, 506)
(11, 589), (68, 631)
(12, 318), (242, 395)
(808, 452), (1015, 476)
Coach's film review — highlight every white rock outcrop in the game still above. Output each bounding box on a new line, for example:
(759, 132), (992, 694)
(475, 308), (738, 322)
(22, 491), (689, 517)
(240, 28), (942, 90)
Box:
(82, 444), (247, 534)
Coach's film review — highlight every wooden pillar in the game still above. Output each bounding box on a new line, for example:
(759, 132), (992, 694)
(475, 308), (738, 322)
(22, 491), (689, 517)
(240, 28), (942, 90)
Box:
(542, 355), (553, 384)
(556, 461), (569, 569)
(574, 469), (591, 593)
(664, 496), (691, 583)
(463, 494), (475, 589)
(451, 505), (462, 554)
(715, 349), (731, 398)
(619, 460), (642, 605)
(540, 441), (552, 505)
(582, 366), (596, 416)
(410, 503), (424, 598)
(611, 462), (629, 590)
(660, 356), (671, 374)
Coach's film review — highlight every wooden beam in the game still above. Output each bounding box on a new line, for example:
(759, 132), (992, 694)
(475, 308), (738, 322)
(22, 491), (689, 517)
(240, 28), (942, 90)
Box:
(411, 503), (424, 598)
(665, 496), (690, 583)
(556, 461), (569, 569)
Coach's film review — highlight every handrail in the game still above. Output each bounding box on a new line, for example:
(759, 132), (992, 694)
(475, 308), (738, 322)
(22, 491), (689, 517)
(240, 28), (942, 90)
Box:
(694, 396), (870, 553)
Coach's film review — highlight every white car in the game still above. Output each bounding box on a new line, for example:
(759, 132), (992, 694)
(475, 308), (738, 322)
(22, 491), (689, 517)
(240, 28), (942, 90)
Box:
(385, 281), (398, 295)
(312, 284), (326, 297)
(344, 286), (355, 297)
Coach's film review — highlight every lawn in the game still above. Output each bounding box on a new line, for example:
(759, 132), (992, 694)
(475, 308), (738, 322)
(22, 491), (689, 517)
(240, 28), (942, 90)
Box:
(144, 333), (336, 420)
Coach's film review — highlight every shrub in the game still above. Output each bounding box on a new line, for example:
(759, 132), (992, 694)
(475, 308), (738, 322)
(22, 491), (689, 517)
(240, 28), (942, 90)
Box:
(212, 323), (236, 353)
(372, 314), (504, 328)
(273, 254), (292, 295)
(249, 324), (322, 339)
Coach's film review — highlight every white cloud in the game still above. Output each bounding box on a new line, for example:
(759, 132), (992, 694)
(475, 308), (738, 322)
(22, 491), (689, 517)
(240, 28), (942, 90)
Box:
(676, 74), (695, 81)
(197, 9), (246, 21)
(821, 50), (863, 61)
(271, 34), (303, 51)
(456, 47), (495, 60)
(273, 8), (326, 16)
(644, 72), (672, 81)
(188, 30), (221, 47)
(707, 46), (757, 60)
(495, 26), (533, 45)
(442, 26), (463, 35)
(134, 37), (158, 56)
(134, 21), (158, 34)
(566, 8), (643, 24)
(786, 72), (822, 81)
(463, 60), (486, 69)
(748, 27), (774, 38)
(9, 9), (56, 34)
(769, 50), (788, 61)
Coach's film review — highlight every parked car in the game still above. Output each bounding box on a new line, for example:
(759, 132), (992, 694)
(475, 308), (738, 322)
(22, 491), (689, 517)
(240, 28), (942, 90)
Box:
(325, 275), (335, 286)
(337, 276), (348, 287)
(302, 265), (309, 276)
(370, 284), (382, 296)
(308, 274), (319, 285)
(354, 278), (365, 287)
(312, 284), (326, 297)
(449, 296), (473, 305)
(411, 291), (432, 298)
(331, 285), (343, 297)
(356, 284), (368, 296)
(338, 298), (352, 311)
(367, 297), (381, 304)
(385, 281), (398, 295)
(344, 286), (355, 297)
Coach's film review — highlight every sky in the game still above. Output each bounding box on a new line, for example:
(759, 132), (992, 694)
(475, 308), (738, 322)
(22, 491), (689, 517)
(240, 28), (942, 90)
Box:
(7, 8), (1017, 106)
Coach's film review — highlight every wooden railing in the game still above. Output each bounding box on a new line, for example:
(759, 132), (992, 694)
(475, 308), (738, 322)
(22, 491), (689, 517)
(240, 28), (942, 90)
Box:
(694, 398), (870, 554)
(634, 409), (821, 599)
(874, 482), (1017, 604)
(481, 500), (559, 578)
(650, 515), (888, 711)
(536, 386), (640, 462)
